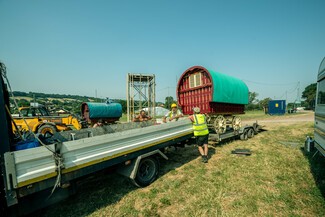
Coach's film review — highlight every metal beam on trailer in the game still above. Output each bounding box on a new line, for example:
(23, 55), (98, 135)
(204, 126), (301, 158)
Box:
(5, 119), (193, 189)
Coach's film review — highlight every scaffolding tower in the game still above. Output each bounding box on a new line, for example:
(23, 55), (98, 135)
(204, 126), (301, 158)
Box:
(126, 73), (156, 122)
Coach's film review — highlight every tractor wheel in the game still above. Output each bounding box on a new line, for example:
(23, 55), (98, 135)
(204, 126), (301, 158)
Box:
(37, 124), (57, 135)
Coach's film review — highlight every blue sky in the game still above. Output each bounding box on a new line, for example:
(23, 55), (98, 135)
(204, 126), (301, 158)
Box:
(0, 0), (324, 103)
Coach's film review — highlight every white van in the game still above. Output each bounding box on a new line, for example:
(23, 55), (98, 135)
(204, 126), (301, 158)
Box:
(315, 57), (325, 156)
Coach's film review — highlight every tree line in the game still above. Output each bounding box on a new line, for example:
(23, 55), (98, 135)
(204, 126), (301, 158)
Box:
(10, 83), (316, 115)
(10, 91), (166, 115)
(246, 83), (316, 111)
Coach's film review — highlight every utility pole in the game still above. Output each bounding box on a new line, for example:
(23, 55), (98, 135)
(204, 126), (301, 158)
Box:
(297, 81), (300, 102)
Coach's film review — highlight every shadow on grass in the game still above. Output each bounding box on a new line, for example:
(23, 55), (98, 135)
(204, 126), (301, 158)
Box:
(302, 147), (325, 198)
(158, 143), (214, 177)
(31, 169), (138, 217)
(32, 144), (202, 217)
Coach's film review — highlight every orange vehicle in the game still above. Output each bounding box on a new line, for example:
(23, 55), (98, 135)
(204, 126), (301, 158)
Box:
(12, 105), (85, 135)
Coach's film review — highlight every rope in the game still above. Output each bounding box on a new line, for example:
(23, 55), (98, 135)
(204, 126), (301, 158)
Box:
(48, 150), (64, 198)
(1, 63), (63, 195)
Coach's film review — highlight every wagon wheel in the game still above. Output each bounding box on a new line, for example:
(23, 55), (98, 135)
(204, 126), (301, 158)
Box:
(205, 114), (211, 124)
(213, 115), (226, 134)
(232, 116), (242, 131)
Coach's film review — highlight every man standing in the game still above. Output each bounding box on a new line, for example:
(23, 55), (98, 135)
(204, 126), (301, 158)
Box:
(163, 103), (183, 123)
(189, 107), (209, 163)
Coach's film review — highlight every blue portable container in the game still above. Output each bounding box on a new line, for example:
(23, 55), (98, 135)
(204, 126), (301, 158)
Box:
(14, 139), (40, 151)
(268, 100), (286, 115)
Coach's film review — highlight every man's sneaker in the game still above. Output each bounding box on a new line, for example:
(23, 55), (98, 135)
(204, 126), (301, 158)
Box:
(202, 155), (208, 163)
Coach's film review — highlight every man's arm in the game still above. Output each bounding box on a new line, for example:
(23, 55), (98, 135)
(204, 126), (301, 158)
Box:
(163, 111), (170, 123)
(172, 110), (183, 120)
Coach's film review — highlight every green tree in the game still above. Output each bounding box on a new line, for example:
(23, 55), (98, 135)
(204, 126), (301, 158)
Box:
(18, 99), (30, 107)
(302, 83), (316, 109)
(249, 91), (259, 104)
(259, 97), (272, 108)
(164, 96), (174, 109)
(258, 97), (272, 113)
(246, 91), (259, 110)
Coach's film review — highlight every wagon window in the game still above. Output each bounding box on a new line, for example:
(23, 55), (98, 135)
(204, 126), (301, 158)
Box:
(317, 78), (325, 105)
(189, 73), (201, 88)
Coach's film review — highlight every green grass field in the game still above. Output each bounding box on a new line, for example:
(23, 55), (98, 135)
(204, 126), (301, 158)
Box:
(37, 118), (325, 217)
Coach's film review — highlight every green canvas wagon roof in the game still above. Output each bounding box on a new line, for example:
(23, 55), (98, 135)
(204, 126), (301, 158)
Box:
(208, 69), (249, 105)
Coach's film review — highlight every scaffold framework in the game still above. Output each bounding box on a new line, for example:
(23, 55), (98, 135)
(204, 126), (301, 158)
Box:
(126, 73), (156, 122)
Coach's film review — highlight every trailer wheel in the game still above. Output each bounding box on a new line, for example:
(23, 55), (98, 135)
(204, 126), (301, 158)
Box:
(247, 128), (254, 138)
(240, 132), (248, 140)
(37, 124), (57, 135)
(133, 157), (159, 187)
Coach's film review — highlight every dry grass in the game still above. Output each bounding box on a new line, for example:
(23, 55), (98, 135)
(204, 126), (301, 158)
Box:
(12, 96), (33, 101)
(37, 120), (325, 217)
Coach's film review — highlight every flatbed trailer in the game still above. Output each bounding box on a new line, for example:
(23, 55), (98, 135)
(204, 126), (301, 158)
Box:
(0, 67), (195, 216)
(1, 120), (194, 216)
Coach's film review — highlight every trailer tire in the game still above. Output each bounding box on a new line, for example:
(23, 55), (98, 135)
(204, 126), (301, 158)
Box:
(240, 132), (248, 141)
(133, 157), (159, 187)
(247, 129), (254, 138)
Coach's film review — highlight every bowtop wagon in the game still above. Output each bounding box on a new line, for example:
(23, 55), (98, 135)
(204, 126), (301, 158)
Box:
(177, 66), (249, 134)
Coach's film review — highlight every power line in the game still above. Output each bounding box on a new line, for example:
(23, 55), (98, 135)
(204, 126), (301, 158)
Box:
(242, 79), (298, 86)
(157, 86), (175, 92)
(274, 82), (301, 102)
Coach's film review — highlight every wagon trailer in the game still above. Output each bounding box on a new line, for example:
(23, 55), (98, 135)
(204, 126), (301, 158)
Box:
(177, 66), (249, 134)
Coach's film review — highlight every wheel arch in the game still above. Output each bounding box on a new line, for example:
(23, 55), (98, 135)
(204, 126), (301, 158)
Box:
(116, 149), (168, 187)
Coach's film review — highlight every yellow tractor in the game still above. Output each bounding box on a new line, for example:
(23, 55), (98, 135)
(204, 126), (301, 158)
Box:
(12, 105), (86, 135)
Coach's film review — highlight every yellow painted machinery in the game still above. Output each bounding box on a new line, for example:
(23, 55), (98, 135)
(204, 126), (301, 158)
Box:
(12, 105), (85, 135)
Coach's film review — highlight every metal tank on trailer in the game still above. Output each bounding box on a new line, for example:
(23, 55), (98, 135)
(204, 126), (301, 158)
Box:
(81, 101), (122, 125)
(177, 66), (249, 134)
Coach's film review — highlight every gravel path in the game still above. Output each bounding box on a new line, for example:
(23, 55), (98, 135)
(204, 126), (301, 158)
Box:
(243, 111), (314, 124)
